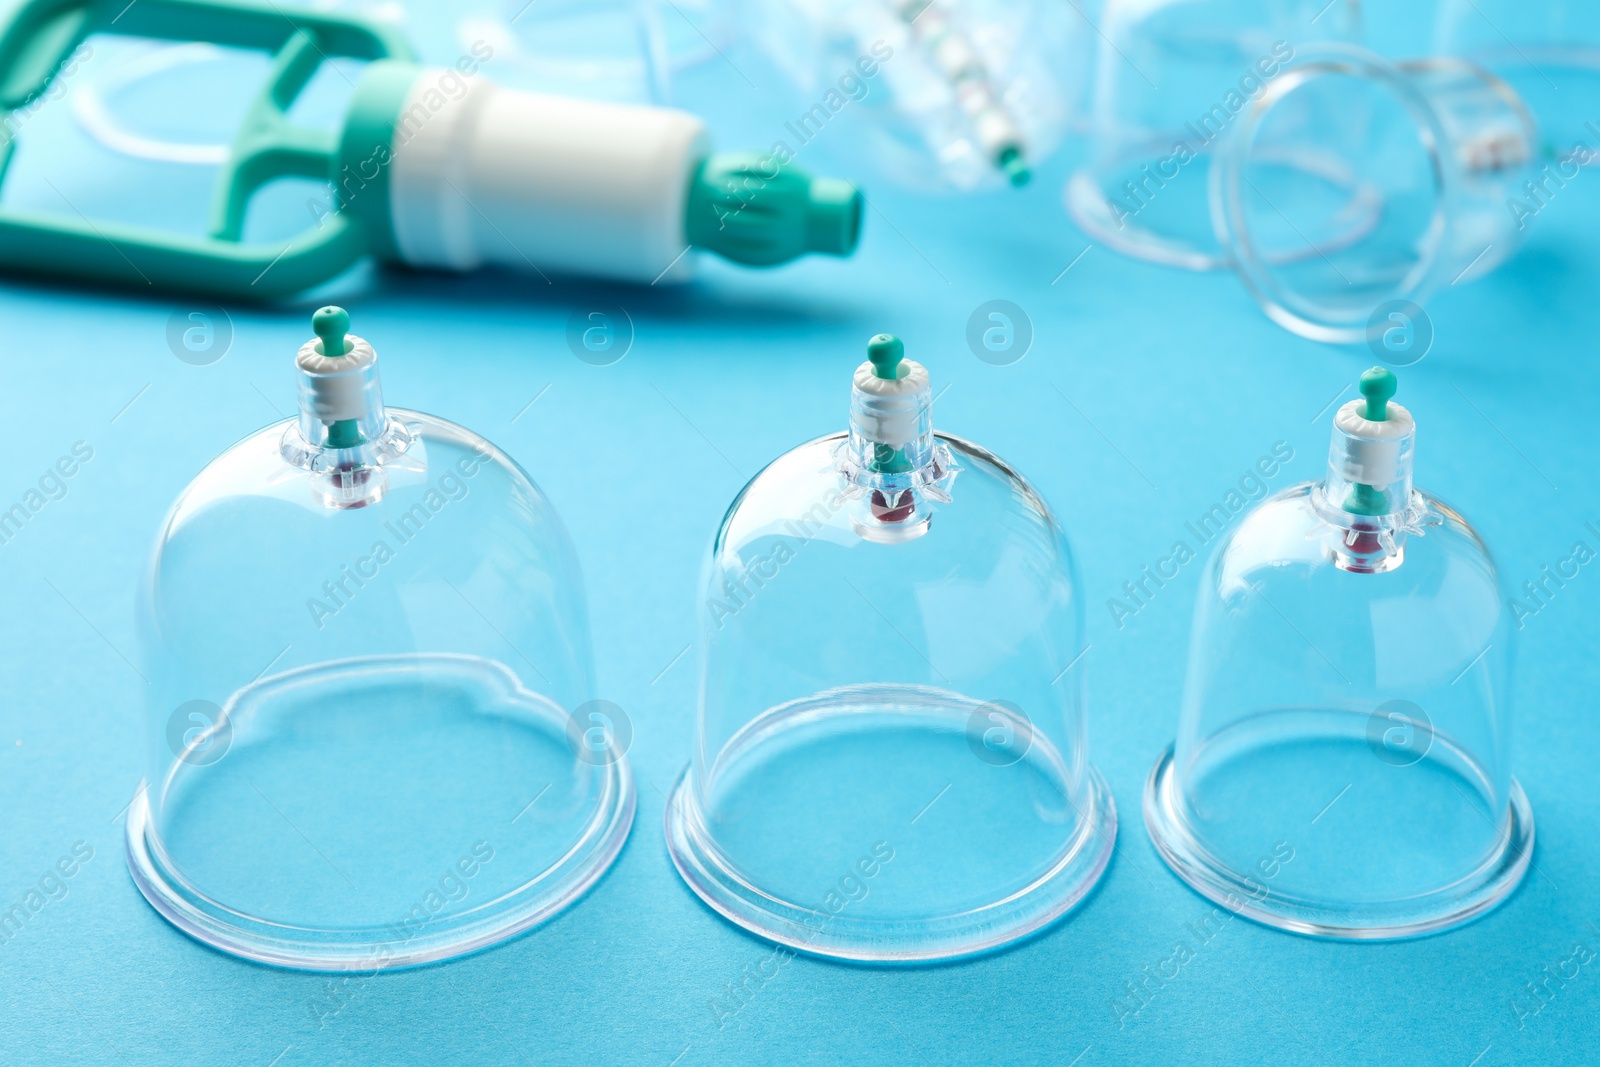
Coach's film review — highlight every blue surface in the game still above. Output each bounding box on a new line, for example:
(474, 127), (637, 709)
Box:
(3, 8), (1600, 1067)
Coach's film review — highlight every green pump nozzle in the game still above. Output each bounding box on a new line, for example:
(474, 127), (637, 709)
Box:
(684, 153), (863, 267)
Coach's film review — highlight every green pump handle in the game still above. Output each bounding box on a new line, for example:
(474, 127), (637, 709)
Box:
(0, 0), (413, 297)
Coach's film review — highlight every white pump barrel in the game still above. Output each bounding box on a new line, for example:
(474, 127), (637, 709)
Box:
(387, 74), (707, 284)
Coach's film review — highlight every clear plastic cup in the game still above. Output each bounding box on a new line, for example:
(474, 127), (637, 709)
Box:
(1210, 44), (1537, 344)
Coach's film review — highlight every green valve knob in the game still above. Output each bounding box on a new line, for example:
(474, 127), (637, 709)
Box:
(1345, 482), (1386, 516)
(310, 305), (364, 448)
(1344, 367), (1399, 515)
(1360, 366), (1397, 421)
(314, 306), (351, 358)
(996, 145), (1031, 187)
(867, 334), (906, 380)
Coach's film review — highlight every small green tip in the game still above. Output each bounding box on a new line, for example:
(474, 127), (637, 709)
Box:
(1345, 482), (1387, 516)
(806, 177), (863, 256)
(1359, 366), (1397, 421)
(313, 306), (350, 358)
(682, 154), (862, 267)
(997, 145), (1031, 187)
(867, 334), (906, 380)
(325, 418), (365, 449)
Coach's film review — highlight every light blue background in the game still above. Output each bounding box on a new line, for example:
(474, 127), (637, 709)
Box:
(1, 3), (1597, 1064)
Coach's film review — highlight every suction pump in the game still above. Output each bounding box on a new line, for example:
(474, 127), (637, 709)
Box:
(0, 0), (864, 297)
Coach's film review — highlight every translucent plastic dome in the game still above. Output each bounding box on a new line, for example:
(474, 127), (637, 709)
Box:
(1144, 369), (1532, 939)
(665, 334), (1115, 963)
(1068, 0), (1359, 269)
(1211, 45), (1536, 345)
(744, 0), (1085, 191)
(1434, 0), (1600, 151)
(455, 0), (734, 104)
(127, 308), (633, 970)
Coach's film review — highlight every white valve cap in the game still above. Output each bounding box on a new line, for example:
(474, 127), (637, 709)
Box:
(1331, 398), (1414, 489)
(297, 336), (378, 422)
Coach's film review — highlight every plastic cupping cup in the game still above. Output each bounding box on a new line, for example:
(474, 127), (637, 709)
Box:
(126, 308), (633, 970)
(1144, 369), (1533, 939)
(665, 333), (1115, 963)
(745, 0), (1085, 191)
(1434, 0), (1600, 151)
(1210, 43), (1538, 345)
(1067, 0), (1360, 270)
